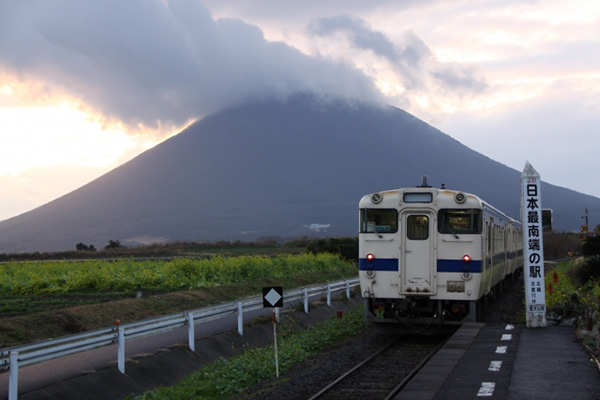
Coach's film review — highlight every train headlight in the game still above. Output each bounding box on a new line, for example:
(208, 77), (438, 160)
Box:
(364, 253), (376, 279)
(462, 254), (471, 263)
(455, 192), (466, 204)
(447, 281), (465, 293)
(371, 193), (383, 204)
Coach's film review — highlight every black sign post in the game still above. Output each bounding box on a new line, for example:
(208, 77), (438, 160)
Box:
(262, 286), (283, 308)
(263, 286), (283, 377)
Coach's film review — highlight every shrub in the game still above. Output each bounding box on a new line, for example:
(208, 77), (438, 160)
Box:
(306, 237), (358, 261)
(575, 255), (600, 285)
(582, 235), (600, 257)
(543, 232), (582, 259)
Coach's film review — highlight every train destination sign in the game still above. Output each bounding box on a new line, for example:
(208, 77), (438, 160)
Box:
(521, 161), (547, 328)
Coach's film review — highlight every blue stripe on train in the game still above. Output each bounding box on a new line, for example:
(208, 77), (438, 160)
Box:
(359, 258), (482, 273)
(437, 259), (482, 273)
(359, 258), (397, 271)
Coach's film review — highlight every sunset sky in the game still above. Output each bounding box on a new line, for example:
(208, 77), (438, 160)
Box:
(1, 0), (599, 222)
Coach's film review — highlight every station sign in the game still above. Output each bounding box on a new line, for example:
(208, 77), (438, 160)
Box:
(521, 162), (547, 328)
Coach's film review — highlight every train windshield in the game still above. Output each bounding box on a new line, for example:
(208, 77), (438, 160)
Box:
(438, 209), (482, 234)
(359, 209), (398, 233)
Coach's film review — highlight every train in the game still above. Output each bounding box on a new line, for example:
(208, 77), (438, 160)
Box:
(359, 177), (523, 332)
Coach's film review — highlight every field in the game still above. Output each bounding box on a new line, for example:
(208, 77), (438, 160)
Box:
(0, 253), (357, 348)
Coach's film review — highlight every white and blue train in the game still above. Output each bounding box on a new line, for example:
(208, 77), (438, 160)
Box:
(359, 177), (523, 330)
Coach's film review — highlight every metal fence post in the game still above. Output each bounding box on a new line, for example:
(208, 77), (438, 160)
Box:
(188, 313), (195, 352)
(237, 301), (244, 335)
(346, 280), (351, 299)
(9, 351), (18, 400)
(118, 326), (125, 373)
(304, 288), (309, 313)
(327, 282), (331, 306)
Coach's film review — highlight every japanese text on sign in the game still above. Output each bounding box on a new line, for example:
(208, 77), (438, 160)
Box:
(521, 162), (547, 327)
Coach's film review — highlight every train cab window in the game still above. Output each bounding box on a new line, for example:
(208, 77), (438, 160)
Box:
(407, 215), (429, 240)
(359, 209), (398, 233)
(438, 209), (482, 234)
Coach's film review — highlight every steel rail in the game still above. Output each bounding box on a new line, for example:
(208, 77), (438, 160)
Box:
(307, 338), (400, 400)
(307, 333), (449, 400)
(382, 338), (449, 400)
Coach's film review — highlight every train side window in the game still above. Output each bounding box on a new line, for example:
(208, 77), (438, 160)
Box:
(438, 209), (482, 234)
(359, 209), (398, 233)
(407, 215), (429, 240)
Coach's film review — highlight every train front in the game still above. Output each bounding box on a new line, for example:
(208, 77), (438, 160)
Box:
(359, 185), (483, 331)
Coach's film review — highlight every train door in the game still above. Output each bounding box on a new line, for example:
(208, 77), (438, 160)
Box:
(484, 218), (494, 294)
(400, 210), (436, 294)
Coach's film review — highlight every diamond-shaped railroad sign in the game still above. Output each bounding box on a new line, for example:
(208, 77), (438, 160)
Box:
(263, 286), (284, 308)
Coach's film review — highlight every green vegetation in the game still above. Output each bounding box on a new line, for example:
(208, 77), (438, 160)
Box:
(545, 258), (600, 356)
(306, 237), (358, 261)
(132, 306), (369, 400)
(0, 253), (358, 347)
(0, 238), (320, 262)
(0, 253), (353, 296)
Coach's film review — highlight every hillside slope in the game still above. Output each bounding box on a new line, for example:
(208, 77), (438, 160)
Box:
(1, 95), (598, 252)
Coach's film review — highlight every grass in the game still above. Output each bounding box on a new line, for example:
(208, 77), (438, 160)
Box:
(0, 292), (134, 316)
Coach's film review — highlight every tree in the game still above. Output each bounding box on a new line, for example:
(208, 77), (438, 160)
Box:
(105, 240), (125, 250)
(306, 237), (358, 261)
(76, 242), (96, 251)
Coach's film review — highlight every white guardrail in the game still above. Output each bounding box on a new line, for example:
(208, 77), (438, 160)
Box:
(1, 278), (359, 400)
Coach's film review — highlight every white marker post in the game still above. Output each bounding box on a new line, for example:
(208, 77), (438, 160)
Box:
(521, 161), (547, 328)
(272, 309), (280, 378)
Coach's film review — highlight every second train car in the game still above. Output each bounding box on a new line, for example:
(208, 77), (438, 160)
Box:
(359, 177), (523, 330)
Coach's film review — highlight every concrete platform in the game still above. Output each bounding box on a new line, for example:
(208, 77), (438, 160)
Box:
(396, 322), (600, 400)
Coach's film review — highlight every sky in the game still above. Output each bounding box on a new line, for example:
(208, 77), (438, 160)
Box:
(1, 0), (599, 222)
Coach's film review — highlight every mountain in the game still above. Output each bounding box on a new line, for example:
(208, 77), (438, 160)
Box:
(1, 95), (598, 253)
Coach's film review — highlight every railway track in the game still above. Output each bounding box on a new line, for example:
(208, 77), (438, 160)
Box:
(307, 334), (448, 400)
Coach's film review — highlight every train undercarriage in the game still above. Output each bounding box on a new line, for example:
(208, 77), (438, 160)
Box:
(365, 269), (522, 334)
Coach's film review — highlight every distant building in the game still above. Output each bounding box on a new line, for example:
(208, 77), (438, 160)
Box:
(304, 223), (331, 232)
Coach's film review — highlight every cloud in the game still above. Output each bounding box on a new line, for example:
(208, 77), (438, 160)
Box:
(0, 0), (381, 133)
(307, 15), (487, 96)
(438, 84), (600, 198)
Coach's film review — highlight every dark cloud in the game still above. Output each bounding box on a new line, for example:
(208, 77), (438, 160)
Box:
(0, 0), (380, 132)
(308, 15), (486, 94)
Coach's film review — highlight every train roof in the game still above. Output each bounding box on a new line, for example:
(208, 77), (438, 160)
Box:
(360, 185), (521, 226)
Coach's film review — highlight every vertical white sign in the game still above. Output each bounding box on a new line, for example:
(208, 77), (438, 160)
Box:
(521, 161), (547, 328)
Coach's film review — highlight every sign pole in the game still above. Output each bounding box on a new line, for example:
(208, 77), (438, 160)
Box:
(273, 308), (280, 378)
(262, 286), (284, 378)
(521, 161), (547, 328)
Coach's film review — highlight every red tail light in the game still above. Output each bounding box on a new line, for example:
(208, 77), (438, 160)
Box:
(366, 253), (375, 261)
(463, 254), (471, 263)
